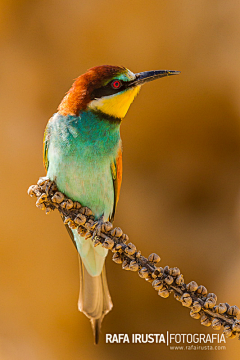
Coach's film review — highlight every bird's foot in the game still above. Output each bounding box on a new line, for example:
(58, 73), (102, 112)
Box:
(91, 215), (105, 243)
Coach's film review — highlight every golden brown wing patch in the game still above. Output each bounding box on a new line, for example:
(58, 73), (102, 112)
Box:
(110, 146), (122, 222)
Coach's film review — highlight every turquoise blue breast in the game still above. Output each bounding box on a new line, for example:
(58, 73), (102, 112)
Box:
(46, 111), (121, 220)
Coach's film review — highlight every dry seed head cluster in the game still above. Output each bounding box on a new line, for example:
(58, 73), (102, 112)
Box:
(28, 177), (240, 340)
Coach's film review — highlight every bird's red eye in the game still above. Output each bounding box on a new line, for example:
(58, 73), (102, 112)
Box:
(111, 80), (122, 89)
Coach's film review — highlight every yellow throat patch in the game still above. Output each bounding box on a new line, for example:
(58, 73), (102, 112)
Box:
(88, 85), (141, 119)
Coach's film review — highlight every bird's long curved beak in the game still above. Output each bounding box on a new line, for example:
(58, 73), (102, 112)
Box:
(128, 70), (180, 87)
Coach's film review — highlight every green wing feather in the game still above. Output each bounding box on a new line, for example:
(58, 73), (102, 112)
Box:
(43, 123), (50, 172)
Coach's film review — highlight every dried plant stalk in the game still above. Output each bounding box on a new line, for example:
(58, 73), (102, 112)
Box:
(28, 177), (240, 340)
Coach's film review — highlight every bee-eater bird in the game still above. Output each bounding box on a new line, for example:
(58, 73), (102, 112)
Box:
(43, 65), (180, 343)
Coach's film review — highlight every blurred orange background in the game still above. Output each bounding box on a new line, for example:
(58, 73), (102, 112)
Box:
(1, 1), (240, 359)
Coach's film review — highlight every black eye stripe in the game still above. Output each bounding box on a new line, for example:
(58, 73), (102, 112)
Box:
(91, 80), (127, 100)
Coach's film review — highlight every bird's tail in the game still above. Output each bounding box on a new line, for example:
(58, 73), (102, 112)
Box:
(78, 255), (113, 344)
